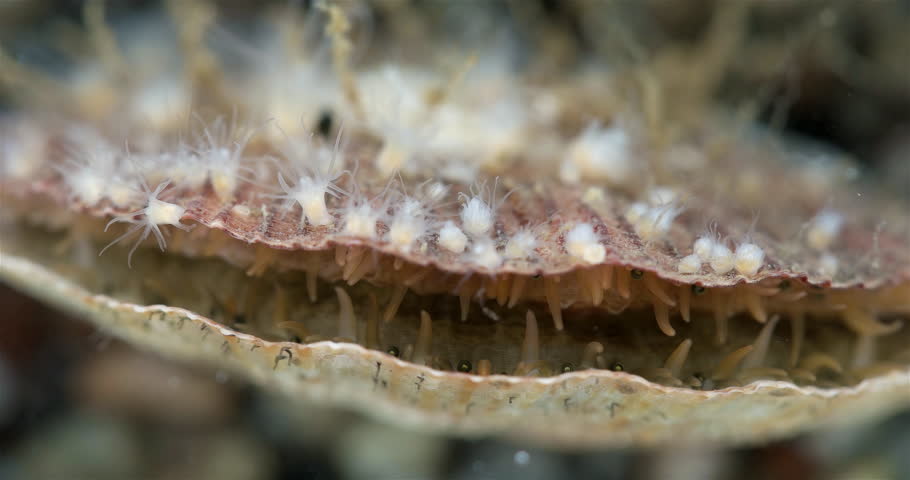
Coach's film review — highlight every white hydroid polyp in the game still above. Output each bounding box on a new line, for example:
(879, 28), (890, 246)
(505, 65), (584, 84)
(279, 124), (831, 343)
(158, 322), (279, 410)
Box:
(342, 201), (380, 239)
(386, 198), (427, 252)
(460, 196), (494, 238)
(458, 177), (512, 239)
(129, 77), (190, 131)
(58, 141), (121, 206)
(693, 236), (715, 260)
(1, 123), (45, 180)
(421, 181), (449, 205)
(192, 115), (255, 202)
(734, 243), (765, 277)
(807, 209), (844, 250)
(145, 197), (186, 226)
(376, 142), (412, 178)
(468, 238), (502, 270)
(99, 180), (191, 268)
(633, 204), (681, 243)
(709, 243), (734, 274)
(361, 66), (436, 178)
(281, 174), (337, 226)
(647, 187), (677, 206)
(504, 229), (537, 260)
(271, 130), (350, 227)
(438, 221), (468, 254)
(565, 223), (606, 264)
(818, 253), (839, 277)
(624, 202), (649, 225)
(106, 176), (140, 208)
(560, 122), (633, 186)
(68, 167), (107, 205)
(677, 254), (702, 274)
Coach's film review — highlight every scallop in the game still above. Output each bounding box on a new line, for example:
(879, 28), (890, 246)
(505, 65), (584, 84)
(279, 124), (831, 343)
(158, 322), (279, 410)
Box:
(1, 1), (909, 449)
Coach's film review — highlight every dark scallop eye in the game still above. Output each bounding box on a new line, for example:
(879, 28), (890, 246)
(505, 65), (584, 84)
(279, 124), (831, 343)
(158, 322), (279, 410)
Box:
(630, 269), (644, 279)
(386, 345), (400, 358)
(457, 360), (472, 373)
(316, 109), (333, 138)
(560, 362), (574, 373)
(610, 362), (624, 372)
(691, 284), (706, 295)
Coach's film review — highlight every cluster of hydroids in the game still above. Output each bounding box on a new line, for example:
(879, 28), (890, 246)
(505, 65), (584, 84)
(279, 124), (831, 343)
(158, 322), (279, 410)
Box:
(2, 1), (884, 288)
(4, 110), (857, 281)
(5, 101), (899, 355)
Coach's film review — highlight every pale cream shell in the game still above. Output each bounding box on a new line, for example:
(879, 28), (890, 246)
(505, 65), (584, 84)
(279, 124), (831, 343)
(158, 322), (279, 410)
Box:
(3, 248), (908, 448)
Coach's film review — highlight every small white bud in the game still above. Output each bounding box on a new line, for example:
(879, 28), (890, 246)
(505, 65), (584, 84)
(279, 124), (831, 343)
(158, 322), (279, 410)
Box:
(566, 223), (606, 264)
(734, 243), (765, 277)
(709, 243), (734, 274)
(438, 221), (468, 253)
(677, 254), (702, 274)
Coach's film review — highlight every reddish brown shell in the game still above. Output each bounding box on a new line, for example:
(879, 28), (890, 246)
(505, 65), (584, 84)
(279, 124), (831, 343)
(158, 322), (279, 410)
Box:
(9, 129), (910, 292)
